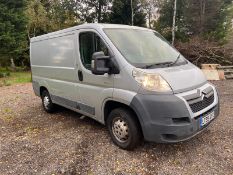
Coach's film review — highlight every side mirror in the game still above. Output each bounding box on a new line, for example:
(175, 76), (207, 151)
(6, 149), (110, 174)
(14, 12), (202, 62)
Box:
(91, 52), (110, 75)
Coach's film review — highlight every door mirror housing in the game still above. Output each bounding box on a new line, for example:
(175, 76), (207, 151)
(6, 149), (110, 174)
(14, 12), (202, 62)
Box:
(91, 52), (110, 75)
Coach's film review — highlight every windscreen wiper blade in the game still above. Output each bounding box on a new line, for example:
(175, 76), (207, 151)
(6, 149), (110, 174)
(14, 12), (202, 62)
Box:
(143, 61), (173, 69)
(168, 54), (181, 67)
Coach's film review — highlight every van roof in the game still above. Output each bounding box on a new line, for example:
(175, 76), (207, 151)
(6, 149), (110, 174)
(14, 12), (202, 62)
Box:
(30, 23), (152, 42)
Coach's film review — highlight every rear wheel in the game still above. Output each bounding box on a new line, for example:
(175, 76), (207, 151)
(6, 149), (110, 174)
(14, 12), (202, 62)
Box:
(107, 108), (142, 150)
(41, 90), (56, 113)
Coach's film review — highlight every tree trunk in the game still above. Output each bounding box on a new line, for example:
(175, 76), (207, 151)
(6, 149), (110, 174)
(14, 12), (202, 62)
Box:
(10, 58), (16, 71)
(199, 0), (206, 34)
(33, 27), (36, 37)
(172, 0), (177, 45)
(27, 30), (31, 41)
(131, 0), (134, 26)
(97, 1), (102, 23)
(148, 8), (151, 29)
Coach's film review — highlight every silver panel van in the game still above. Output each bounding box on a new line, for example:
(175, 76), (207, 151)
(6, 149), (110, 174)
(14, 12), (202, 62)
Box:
(30, 24), (219, 150)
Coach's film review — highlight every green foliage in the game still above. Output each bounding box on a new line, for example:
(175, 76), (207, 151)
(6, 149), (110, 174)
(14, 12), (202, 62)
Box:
(184, 0), (221, 35)
(156, 0), (233, 43)
(10, 71), (31, 83)
(207, 0), (233, 42)
(0, 72), (10, 78)
(155, 0), (187, 41)
(110, 0), (147, 27)
(0, 0), (28, 65)
(26, 0), (48, 37)
(0, 71), (31, 87)
(48, 0), (80, 31)
(26, 0), (80, 36)
(77, 0), (112, 23)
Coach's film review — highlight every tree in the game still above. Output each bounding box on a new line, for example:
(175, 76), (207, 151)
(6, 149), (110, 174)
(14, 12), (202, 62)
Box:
(26, 0), (80, 37)
(77, 0), (112, 23)
(210, 0), (233, 41)
(0, 0), (28, 66)
(141, 0), (159, 28)
(172, 0), (177, 45)
(110, 0), (146, 27)
(184, 0), (230, 36)
(26, 0), (48, 38)
(48, 0), (79, 31)
(94, 0), (112, 22)
(156, 0), (186, 41)
(156, 0), (232, 42)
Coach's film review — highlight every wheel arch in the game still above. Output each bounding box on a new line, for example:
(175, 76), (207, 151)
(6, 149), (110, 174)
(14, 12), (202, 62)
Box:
(103, 99), (145, 138)
(40, 86), (48, 97)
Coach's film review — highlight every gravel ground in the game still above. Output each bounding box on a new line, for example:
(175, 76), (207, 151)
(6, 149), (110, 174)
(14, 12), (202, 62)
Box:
(0, 81), (232, 175)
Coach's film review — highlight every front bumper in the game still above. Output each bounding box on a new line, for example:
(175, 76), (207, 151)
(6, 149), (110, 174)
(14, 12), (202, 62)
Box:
(130, 83), (220, 143)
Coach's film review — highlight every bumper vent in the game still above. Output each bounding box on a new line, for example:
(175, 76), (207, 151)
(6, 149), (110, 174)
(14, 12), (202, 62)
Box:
(189, 94), (214, 113)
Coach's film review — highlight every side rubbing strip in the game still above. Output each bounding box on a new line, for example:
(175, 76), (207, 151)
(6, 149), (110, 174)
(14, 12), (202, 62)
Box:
(51, 95), (77, 108)
(77, 103), (95, 115)
(51, 95), (95, 115)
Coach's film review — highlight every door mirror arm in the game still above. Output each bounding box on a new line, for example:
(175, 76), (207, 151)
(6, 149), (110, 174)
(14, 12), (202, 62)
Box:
(108, 57), (120, 74)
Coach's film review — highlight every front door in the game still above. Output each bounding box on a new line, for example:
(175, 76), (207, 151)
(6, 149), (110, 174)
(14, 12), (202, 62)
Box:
(76, 29), (114, 122)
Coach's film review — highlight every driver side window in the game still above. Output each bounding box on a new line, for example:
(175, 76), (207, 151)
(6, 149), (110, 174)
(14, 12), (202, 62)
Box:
(79, 32), (109, 70)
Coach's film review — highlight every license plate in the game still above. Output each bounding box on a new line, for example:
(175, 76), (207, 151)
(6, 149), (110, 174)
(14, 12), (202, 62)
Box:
(200, 111), (215, 127)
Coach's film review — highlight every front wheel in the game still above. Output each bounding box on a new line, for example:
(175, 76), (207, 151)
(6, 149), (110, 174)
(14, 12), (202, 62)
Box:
(107, 108), (142, 150)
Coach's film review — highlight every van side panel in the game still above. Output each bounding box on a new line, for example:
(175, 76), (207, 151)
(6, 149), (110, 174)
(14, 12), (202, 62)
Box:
(31, 34), (76, 67)
(31, 33), (80, 104)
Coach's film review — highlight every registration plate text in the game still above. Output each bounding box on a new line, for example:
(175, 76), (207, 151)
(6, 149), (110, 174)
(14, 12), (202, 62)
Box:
(200, 111), (215, 127)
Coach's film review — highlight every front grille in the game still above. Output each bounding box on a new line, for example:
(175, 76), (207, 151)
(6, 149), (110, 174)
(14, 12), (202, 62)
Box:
(189, 94), (215, 113)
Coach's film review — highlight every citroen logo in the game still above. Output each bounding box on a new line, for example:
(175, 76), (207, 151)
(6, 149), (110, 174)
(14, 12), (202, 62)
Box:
(197, 89), (207, 100)
(197, 89), (202, 97)
(202, 93), (207, 100)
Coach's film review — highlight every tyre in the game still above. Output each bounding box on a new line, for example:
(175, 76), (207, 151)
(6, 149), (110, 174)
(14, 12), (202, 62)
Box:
(107, 108), (142, 150)
(41, 90), (56, 113)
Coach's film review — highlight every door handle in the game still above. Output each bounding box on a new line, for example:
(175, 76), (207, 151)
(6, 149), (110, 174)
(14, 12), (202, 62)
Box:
(78, 70), (83, 81)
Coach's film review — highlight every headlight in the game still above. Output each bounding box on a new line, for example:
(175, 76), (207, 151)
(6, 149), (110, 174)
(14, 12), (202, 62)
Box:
(132, 69), (171, 92)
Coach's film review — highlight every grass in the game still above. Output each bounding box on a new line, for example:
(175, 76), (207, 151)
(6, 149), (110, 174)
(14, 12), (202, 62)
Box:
(0, 69), (31, 87)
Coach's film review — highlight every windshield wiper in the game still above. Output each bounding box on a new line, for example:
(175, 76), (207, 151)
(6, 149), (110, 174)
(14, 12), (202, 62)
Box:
(142, 54), (181, 69)
(168, 54), (181, 67)
(143, 61), (173, 69)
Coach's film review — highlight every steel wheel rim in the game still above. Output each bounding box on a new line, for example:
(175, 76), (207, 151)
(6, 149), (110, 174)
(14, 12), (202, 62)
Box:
(43, 96), (50, 109)
(112, 117), (129, 143)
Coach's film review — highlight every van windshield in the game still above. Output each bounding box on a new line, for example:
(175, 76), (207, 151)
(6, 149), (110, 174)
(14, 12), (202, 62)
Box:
(104, 28), (186, 68)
